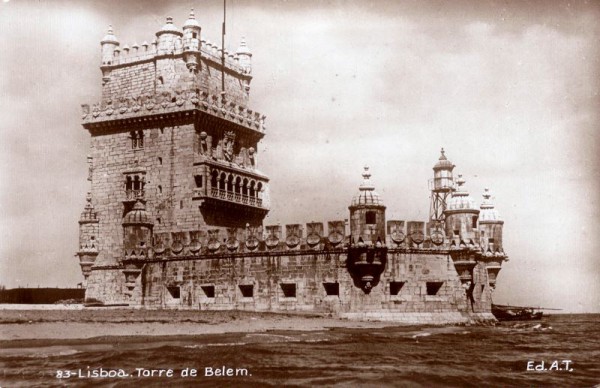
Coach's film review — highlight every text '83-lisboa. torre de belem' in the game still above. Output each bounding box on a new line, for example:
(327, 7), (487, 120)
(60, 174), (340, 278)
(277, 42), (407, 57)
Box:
(76, 10), (508, 324)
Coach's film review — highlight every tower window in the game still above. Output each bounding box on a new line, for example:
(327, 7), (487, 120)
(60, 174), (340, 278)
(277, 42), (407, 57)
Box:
(158, 157), (162, 165)
(201, 285), (215, 298)
(239, 284), (254, 298)
(167, 286), (180, 299)
(194, 175), (203, 188)
(323, 282), (339, 296)
(488, 238), (495, 243)
(280, 283), (296, 298)
(192, 32), (198, 39)
(389, 281), (405, 295)
(131, 130), (144, 149)
(365, 211), (376, 225)
(426, 282), (444, 296)
(125, 174), (145, 200)
(472, 216), (478, 228)
(158, 185), (162, 194)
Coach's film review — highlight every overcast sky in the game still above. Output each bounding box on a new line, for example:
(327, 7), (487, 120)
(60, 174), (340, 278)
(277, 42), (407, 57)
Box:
(0, 0), (598, 313)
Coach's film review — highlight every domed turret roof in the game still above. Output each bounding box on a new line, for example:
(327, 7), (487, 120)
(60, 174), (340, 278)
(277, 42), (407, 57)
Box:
(101, 25), (119, 45)
(433, 148), (455, 171)
(157, 16), (182, 36)
(123, 201), (153, 227)
(183, 8), (200, 28)
(236, 36), (252, 56)
(446, 174), (477, 212)
(351, 166), (385, 207)
(479, 188), (502, 222)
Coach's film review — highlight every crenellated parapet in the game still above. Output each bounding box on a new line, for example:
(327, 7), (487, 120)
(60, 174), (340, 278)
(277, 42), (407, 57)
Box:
(100, 19), (251, 78)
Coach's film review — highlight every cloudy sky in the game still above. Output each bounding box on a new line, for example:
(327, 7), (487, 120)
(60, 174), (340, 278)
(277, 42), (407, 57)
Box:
(0, 0), (598, 312)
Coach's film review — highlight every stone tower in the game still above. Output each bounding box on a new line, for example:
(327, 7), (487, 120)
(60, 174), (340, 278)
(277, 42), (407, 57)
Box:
(478, 188), (506, 289)
(78, 11), (269, 301)
(347, 167), (388, 294)
(429, 148), (455, 223)
(443, 174), (479, 246)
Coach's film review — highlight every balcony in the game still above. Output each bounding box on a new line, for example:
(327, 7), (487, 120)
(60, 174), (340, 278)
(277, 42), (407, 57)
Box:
(125, 189), (145, 202)
(208, 187), (263, 208)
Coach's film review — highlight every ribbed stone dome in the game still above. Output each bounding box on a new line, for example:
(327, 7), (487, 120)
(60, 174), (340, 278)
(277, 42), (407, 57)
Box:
(183, 9), (200, 28)
(433, 148), (455, 171)
(479, 188), (502, 222)
(446, 174), (477, 211)
(351, 166), (384, 207)
(237, 37), (252, 55)
(157, 17), (181, 34)
(123, 201), (153, 227)
(101, 25), (119, 45)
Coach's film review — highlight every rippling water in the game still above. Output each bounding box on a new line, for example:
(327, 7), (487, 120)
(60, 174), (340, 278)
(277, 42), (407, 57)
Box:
(1, 314), (598, 387)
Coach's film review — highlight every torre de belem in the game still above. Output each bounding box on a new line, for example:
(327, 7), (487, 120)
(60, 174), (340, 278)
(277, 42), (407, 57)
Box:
(77, 11), (507, 324)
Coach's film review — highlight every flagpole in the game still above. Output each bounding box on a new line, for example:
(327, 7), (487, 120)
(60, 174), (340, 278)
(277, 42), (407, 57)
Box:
(221, 0), (226, 97)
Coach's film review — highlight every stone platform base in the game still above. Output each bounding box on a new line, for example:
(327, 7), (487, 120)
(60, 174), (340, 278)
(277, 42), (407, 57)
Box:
(340, 311), (496, 325)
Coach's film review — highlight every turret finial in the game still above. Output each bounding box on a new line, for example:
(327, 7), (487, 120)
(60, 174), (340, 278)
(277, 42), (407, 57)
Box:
(189, 8), (196, 19)
(237, 36), (252, 55)
(439, 147), (446, 160)
(362, 165), (371, 180)
(482, 187), (491, 200)
(107, 24), (114, 34)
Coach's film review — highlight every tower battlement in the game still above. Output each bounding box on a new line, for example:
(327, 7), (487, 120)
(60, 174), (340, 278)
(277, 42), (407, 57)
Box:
(96, 10), (255, 119)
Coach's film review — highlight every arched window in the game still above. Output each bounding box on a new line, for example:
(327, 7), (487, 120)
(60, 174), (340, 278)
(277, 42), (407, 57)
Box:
(249, 180), (256, 197)
(130, 130), (144, 149)
(234, 177), (242, 194)
(227, 174), (234, 192)
(242, 178), (249, 196)
(211, 170), (218, 188)
(256, 182), (263, 198)
(219, 172), (227, 190)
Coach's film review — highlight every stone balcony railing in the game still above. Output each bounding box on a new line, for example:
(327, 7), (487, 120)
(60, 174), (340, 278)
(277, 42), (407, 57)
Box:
(81, 89), (266, 135)
(202, 187), (265, 208)
(101, 38), (249, 76)
(125, 189), (145, 201)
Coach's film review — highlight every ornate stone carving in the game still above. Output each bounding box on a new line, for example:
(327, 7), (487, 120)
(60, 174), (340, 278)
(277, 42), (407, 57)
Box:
(222, 131), (236, 162)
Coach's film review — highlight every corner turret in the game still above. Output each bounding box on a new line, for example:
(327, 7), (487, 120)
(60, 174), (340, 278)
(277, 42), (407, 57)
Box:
(443, 174), (479, 246)
(182, 9), (201, 71)
(479, 189), (505, 254)
(347, 166), (388, 293)
(100, 25), (119, 66)
(121, 200), (153, 296)
(349, 166), (386, 245)
(77, 193), (99, 282)
(236, 37), (252, 75)
(156, 17), (183, 55)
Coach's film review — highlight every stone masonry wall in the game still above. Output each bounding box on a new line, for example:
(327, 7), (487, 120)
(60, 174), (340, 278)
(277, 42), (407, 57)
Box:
(106, 250), (493, 322)
(90, 123), (206, 266)
(100, 55), (249, 110)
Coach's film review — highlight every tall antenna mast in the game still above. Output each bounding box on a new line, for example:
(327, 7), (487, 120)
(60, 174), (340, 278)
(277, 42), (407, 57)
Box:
(221, 0), (226, 97)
